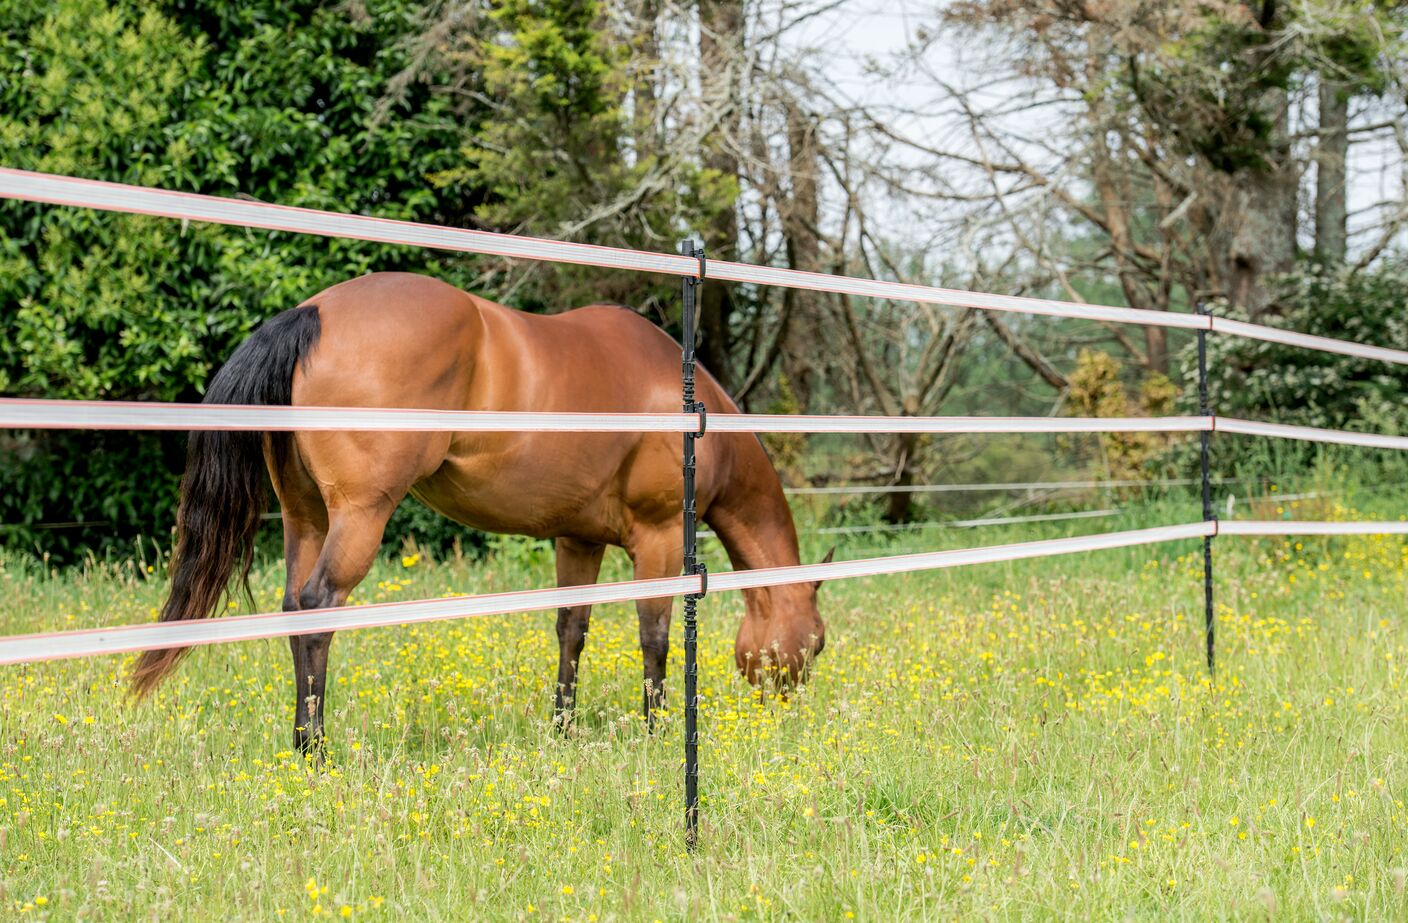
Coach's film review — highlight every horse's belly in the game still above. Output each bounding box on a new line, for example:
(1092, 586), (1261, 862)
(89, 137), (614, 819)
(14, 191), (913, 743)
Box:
(408, 433), (635, 543)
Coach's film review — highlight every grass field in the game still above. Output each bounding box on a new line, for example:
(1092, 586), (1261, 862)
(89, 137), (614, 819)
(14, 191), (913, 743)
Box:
(3, 488), (1408, 920)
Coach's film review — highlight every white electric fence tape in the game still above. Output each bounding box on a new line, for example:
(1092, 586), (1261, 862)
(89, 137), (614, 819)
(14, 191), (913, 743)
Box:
(707, 414), (1214, 434)
(4, 168), (1408, 365)
(0, 169), (696, 277)
(0, 574), (698, 666)
(3, 518), (1403, 667)
(1216, 417), (1408, 452)
(0, 521), (1207, 665)
(1217, 520), (1408, 536)
(704, 259), (1208, 330)
(1210, 318), (1408, 366)
(708, 521), (1216, 592)
(0, 398), (1212, 435)
(12, 401), (1408, 451)
(0, 398), (697, 433)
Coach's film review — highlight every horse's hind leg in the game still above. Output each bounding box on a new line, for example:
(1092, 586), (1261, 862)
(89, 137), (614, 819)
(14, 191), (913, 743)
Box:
(272, 445), (331, 757)
(275, 416), (445, 757)
(281, 512), (327, 752)
(288, 497), (399, 757)
(554, 538), (606, 727)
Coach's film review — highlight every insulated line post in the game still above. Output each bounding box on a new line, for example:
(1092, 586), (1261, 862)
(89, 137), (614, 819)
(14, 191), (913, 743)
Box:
(1197, 302), (1215, 674)
(679, 239), (707, 850)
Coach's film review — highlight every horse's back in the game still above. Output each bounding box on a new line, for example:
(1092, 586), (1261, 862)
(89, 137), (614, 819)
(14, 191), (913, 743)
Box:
(297, 272), (484, 404)
(296, 272), (726, 415)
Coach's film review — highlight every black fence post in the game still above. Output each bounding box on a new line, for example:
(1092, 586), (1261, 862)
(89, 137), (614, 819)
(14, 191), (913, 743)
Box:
(1197, 301), (1215, 674)
(679, 239), (707, 850)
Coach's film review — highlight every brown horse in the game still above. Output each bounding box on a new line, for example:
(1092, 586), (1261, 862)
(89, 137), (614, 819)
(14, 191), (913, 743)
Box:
(129, 272), (828, 753)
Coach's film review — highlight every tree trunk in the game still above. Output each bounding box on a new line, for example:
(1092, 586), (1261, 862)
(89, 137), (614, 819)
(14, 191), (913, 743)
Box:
(1225, 170), (1298, 317)
(697, 0), (743, 388)
(779, 103), (821, 410)
(1315, 79), (1349, 265)
(1144, 327), (1167, 376)
(633, 0), (659, 153)
(883, 431), (921, 524)
(1087, 96), (1169, 373)
(1224, 88), (1299, 318)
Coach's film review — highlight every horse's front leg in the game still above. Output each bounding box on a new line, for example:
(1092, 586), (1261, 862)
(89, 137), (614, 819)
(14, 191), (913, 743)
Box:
(628, 530), (684, 727)
(553, 538), (605, 727)
(289, 631), (335, 756)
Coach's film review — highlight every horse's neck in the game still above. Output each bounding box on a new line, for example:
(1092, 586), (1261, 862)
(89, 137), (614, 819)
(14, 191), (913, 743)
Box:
(705, 445), (802, 572)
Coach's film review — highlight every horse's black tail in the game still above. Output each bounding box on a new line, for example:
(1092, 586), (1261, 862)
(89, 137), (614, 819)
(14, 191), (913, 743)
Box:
(130, 305), (321, 699)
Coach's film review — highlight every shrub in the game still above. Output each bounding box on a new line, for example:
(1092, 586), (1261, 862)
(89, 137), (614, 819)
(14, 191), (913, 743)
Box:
(1180, 262), (1408, 481)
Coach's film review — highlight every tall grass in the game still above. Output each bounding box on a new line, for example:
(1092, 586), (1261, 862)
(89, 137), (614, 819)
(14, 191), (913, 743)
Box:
(1, 479), (1406, 919)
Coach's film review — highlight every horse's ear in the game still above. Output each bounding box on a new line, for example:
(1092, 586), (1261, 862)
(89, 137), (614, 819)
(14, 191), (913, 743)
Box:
(811, 547), (835, 593)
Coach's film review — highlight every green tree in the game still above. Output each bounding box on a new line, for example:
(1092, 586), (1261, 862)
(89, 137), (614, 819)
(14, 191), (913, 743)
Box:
(427, 0), (733, 313)
(0, 0), (486, 559)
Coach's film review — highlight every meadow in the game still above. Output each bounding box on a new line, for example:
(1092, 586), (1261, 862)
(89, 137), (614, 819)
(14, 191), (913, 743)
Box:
(3, 486), (1408, 920)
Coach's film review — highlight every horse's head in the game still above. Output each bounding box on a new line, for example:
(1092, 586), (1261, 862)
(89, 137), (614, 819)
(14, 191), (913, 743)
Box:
(734, 548), (833, 687)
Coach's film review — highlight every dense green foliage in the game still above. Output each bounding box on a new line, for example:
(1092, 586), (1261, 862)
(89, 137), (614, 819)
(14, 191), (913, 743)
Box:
(0, 0), (736, 562)
(1131, 3), (1399, 174)
(429, 0), (731, 311)
(0, 0), (487, 559)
